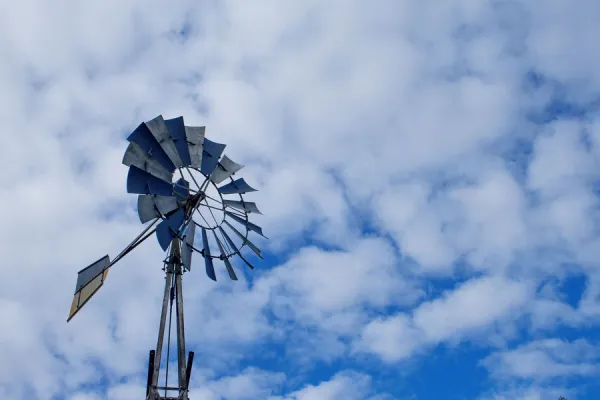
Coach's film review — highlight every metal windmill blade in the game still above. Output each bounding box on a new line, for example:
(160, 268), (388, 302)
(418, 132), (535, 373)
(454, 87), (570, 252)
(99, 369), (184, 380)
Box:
(223, 220), (263, 259)
(145, 115), (184, 168)
(156, 208), (186, 251)
(213, 230), (238, 280)
(218, 178), (257, 195)
(164, 116), (192, 167)
(201, 227), (216, 281)
(66, 114), (267, 400)
(201, 138), (226, 176)
(127, 120), (176, 173)
(181, 222), (196, 272)
(222, 199), (262, 215)
(210, 155), (243, 184)
(126, 166), (174, 196)
(137, 195), (179, 224)
(224, 211), (267, 238)
(185, 125), (205, 168)
(218, 225), (256, 270)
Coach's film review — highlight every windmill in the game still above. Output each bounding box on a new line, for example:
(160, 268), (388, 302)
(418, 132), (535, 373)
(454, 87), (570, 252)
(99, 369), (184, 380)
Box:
(67, 115), (265, 400)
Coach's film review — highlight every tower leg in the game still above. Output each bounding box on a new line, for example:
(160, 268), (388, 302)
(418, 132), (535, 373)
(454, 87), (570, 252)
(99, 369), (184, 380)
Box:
(175, 264), (188, 399)
(147, 244), (176, 399)
(147, 238), (192, 400)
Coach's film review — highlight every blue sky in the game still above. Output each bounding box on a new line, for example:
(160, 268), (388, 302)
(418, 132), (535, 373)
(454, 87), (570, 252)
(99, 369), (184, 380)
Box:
(1, 1), (600, 399)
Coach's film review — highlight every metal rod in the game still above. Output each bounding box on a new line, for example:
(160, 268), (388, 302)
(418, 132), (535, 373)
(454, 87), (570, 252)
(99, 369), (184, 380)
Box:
(151, 254), (176, 388)
(146, 350), (155, 397)
(156, 386), (182, 391)
(164, 282), (175, 398)
(202, 192), (223, 205)
(174, 180), (199, 194)
(111, 218), (159, 266)
(185, 167), (203, 195)
(200, 176), (211, 191)
(174, 252), (188, 398)
(195, 211), (213, 230)
(203, 197), (221, 228)
(224, 207), (246, 219)
(218, 227), (235, 256)
(112, 227), (157, 266)
(185, 351), (195, 389)
(198, 202), (225, 213)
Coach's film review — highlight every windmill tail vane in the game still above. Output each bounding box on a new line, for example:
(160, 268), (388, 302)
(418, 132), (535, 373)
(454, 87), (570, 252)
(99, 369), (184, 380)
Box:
(66, 115), (266, 400)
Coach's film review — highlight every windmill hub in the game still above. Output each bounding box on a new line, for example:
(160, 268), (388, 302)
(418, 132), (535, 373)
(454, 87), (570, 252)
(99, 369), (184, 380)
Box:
(184, 192), (205, 215)
(67, 115), (267, 400)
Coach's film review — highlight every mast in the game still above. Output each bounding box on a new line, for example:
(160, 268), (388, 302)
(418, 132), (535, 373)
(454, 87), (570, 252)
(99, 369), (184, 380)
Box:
(147, 239), (193, 400)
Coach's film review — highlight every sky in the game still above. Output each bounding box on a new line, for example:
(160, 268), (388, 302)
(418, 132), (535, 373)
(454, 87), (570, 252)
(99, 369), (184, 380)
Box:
(0, 0), (599, 399)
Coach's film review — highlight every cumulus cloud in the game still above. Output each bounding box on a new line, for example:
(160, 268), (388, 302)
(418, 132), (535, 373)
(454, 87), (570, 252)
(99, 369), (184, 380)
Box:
(0, 0), (599, 399)
(357, 276), (531, 362)
(479, 385), (572, 400)
(268, 371), (383, 400)
(482, 339), (600, 381)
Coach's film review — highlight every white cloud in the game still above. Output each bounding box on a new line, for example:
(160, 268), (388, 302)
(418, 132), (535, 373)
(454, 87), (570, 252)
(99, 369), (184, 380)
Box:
(267, 238), (418, 318)
(70, 394), (104, 400)
(0, 0), (599, 399)
(446, 168), (528, 268)
(189, 368), (286, 400)
(524, 0), (600, 98)
(482, 339), (600, 381)
(375, 182), (457, 272)
(479, 385), (572, 400)
(358, 276), (531, 362)
(413, 276), (531, 341)
(269, 371), (384, 400)
(359, 314), (423, 363)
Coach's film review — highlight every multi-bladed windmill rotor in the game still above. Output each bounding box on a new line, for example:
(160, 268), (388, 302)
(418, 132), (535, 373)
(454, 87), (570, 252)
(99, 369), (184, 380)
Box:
(67, 115), (266, 400)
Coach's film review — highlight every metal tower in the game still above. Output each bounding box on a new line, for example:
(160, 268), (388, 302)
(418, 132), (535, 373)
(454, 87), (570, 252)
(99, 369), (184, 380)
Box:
(67, 115), (266, 400)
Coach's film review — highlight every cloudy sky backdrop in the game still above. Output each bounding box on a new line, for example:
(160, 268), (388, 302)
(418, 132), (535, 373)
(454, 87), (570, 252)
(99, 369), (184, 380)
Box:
(1, 0), (600, 399)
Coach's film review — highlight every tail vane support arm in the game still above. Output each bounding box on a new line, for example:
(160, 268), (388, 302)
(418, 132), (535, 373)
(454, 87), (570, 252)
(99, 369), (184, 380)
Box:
(67, 218), (160, 322)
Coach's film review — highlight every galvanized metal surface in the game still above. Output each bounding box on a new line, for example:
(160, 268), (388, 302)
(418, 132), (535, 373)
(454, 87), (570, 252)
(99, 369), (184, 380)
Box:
(201, 228), (216, 280)
(128, 122), (176, 173)
(218, 226), (255, 270)
(200, 138), (226, 176)
(223, 220), (262, 258)
(148, 240), (189, 400)
(223, 199), (262, 214)
(156, 208), (186, 251)
(138, 195), (179, 223)
(165, 117), (192, 167)
(123, 141), (173, 182)
(184, 126), (205, 168)
(210, 155), (244, 184)
(173, 178), (190, 202)
(225, 211), (266, 238)
(146, 115), (184, 168)
(218, 225), (238, 253)
(74, 255), (110, 293)
(127, 166), (174, 196)
(217, 178), (257, 195)
(181, 222), (195, 272)
(213, 231), (238, 280)
(174, 264), (187, 394)
(151, 267), (174, 388)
